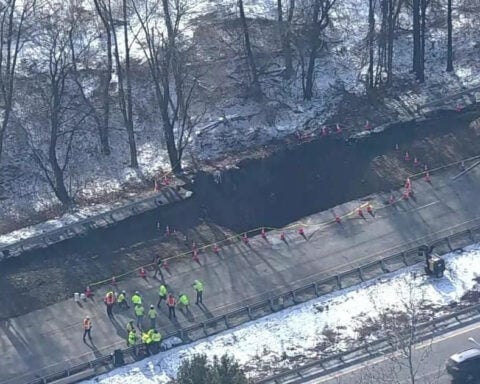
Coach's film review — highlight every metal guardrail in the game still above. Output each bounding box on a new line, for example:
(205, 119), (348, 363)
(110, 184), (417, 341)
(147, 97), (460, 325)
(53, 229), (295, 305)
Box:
(0, 186), (190, 261)
(19, 224), (480, 384)
(256, 303), (480, 384)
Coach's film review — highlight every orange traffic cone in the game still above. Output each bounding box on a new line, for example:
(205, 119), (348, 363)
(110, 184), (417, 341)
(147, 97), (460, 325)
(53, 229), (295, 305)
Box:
(139, 267), (147, 278)
(367, 205), (373, 215)
(389, 194), (395, 204)
(165, 225), (171, 235)
(163, 176), (170, 186)
(212, 243), (219, 254)
(413, 157), (420, 166)
(365, 120), (372, 130)
(162, 259), (169, 270)
(85, 286), (93, 298)
(321, 126), (328, 136)
(298, 227), (305, 236)
(455, 105), (462, 112)
(154, 180), (160, 192)
(336, 124), (342, 133)
(395, 143), (399, 151)
(403, 190), (410, 200)
(192, 249), (199, 262)
(425, 171), (431, 183)
(280, 232), (286, 242)
(112, 276), (117, 286)
(242, 233), (249, 245)
(404, 152), (411, 161)
(261, 227), (267, 240)
(358, 208), (364, 218)
(424, 164), (428, 171)
(335, 215), (341, 224)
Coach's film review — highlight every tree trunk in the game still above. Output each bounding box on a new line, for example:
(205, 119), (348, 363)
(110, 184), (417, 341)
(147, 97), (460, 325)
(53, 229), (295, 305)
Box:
(446, 0), (453, 72)
(418, 0), (426, 82)
(99, 21), (112, 155)
(123, 0), (138, 168)
(238, 0), (262, 98)
(412, 0), (421, 75)
(49, 92), (70, 206)
(277, 0), (293, 79)
(367, 0), (375, 89)
(386, 0), (394, 84)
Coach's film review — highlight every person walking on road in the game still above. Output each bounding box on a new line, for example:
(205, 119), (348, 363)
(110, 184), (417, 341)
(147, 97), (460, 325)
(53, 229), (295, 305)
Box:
(178, 293), (190, 312)
(83, 316), (92, 343)
(147, 305), (157, 330)
(193, 280), (204, 304)
(126, 320), (135, 334)
(131, 291), (142, 306)
(134, 303), (145, 330)
(104, 291), (116, 318)
(117, 290), (129, 309)
(127, 329), (137, 347)
(166, 293), (176, 319)
(153, 255), (163, 278)
(157, 284), (167, 308)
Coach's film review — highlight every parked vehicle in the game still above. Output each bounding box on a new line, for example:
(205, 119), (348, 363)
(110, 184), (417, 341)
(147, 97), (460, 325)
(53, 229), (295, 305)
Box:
(446, 348), (480, 382)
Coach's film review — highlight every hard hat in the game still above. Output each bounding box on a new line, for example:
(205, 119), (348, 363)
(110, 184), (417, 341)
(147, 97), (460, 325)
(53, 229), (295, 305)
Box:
(150, 304), (154, 308)
(85, 316), (90, 319)
(135, 291), (139, 294)
(122, 290), (126, 294)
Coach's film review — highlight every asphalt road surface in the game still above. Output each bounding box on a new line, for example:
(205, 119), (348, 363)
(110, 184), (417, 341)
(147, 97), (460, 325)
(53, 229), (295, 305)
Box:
(315, 321), (480, 384)
(2, 162), (480, 384)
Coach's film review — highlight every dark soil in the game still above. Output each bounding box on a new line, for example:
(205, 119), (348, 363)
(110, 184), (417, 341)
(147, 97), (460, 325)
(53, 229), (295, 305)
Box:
(1, 107), (480, 320)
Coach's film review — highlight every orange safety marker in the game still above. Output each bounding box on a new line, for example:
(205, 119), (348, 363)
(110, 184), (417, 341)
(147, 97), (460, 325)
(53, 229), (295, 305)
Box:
(139, 267), (147, 278)
(365, 120), (372, 130)
(112, 276), (117, 286)
(395, 143), (399, 151)
(298, 227), (305, 236)
(403, 189), (410, 200)
(425, 171), (431, 183)
(261, 227), (267, 240)
(335, 215), (341, 224)
(85, 286), (93, 298)
(154, 180), (160, 192)
(405, 177), (411, 190)
(162, 259), (169, 270)
(389, 194), (395, 204)
(336, 124), (342, 133)
(163, 176), (170, 186)
(455, 105), (462, 112)
(212, 243), (219, 254)
(404, 152), (410, 161)
(413, 157), (420, 166)
(358, 208), (364, 217)
(321, 126), (328, 136)
(280, 232), (286, 241)
(367, 205), (373, 214)
(192, 248), (199, 262)
(242, 233), (249, 245)
(192, 242), (197, 251)
(424, 164), (428, 171)
(165, 225), (171, 235)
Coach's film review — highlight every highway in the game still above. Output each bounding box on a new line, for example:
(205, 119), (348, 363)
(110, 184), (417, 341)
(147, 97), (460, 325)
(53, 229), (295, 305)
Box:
(316, 322), (480, 384)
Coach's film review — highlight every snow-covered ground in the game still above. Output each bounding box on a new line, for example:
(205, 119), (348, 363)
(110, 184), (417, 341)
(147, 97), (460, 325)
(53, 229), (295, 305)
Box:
(1, 0), (480, 241)
(81, 244), (480, 384)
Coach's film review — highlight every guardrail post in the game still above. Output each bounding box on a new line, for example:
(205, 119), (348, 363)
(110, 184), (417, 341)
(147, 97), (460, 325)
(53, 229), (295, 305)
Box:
(446, 236), (453, 251)
(203, 322), (207, 336)
(380, 260), (388, 273)
(401, 252), (407, 266)
(358, 267), (364, 282)
(224, 315), (229, 328)
(335, 275), (341, 289)
(291, 290), (297, 304)
(247, 306), (252, 320)
(269, 298), (275, 312)
(313, 282), (319, 296)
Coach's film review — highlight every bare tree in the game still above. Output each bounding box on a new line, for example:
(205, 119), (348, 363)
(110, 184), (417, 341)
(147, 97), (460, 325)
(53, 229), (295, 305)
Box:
(446, 0), (453, 72)
(25, 6), (89, 205)
(277, 0), (295, 79)
(367, 0), (375, 89)
(302, 0), (336, 100)
(92, 0), (114, 155)
(108, 0), (138, 168)
(238, 0), (262, 98)
(132, 0), (201, 174)
(0, 0), (35, 164)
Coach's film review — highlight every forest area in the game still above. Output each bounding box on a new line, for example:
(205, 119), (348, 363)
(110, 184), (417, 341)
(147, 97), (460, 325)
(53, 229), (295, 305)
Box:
(0, 0), (478, 230)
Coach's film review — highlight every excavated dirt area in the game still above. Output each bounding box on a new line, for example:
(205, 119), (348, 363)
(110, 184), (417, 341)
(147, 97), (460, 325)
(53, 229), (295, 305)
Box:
(0, 107), (479, 320)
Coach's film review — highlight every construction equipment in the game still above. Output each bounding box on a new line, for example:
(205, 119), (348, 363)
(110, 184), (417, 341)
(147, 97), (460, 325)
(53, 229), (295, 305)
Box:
(419, 245), (446, 278)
